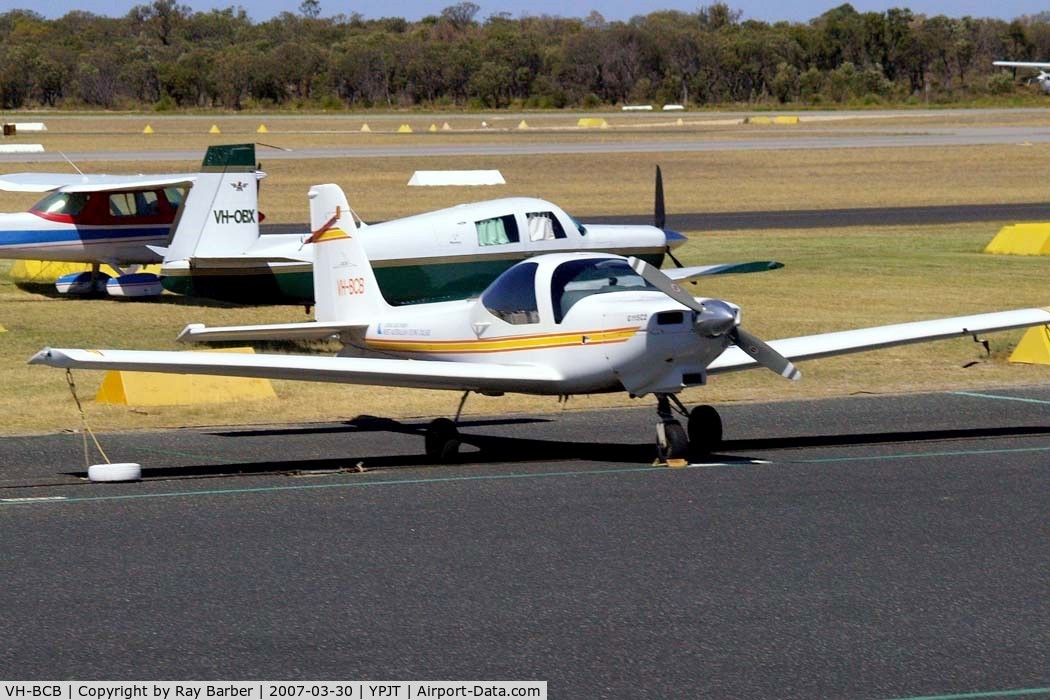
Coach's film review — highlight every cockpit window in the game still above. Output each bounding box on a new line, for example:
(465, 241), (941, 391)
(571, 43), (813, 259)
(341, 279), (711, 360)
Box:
(526, 212), (566, 241)
(482, 261), (540, 325)
(551, 258), (656, 323)
(33, 192), (88, 216)
(567, 214), (587, 236)
(476, 214), (519, 246)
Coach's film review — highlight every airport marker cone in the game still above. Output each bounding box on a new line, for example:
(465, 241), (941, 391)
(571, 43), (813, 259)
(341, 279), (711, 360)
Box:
(518, 120), (529, 129)
(360, 123), (371, 132)
(442, 122), (452, 130)
(142, 124), (154, 134)
(257, 124), (268, 133)
(1009, 325), (1050, 365)
(209, 124), (221, 134)
(428, 123), (438, 132)
(0, 324), (6, 333)
(676, 118), (684, 126)
(397, 124), (413, 133)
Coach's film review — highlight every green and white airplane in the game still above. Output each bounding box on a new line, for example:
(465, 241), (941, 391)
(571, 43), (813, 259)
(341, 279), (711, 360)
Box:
(156, 144), (780, 306)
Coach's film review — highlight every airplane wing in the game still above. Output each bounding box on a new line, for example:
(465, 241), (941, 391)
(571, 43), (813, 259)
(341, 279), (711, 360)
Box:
(28, 347), (562, 393)
(177, 321), (365, 343)
(993, 61), (1050, 69)
(707, 308), (1050, 374)
(667, 260), (783, 283)
(0, 173), (198, 193)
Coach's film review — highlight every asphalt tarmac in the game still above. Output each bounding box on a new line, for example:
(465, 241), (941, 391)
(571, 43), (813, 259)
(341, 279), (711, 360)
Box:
(0, 387), (1047, 698)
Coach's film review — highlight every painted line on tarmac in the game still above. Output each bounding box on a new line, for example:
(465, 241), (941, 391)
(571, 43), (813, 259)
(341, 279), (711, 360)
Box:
(882, 686), (1050, 700)
(952, 391), (1050, 406)
(0, 459), (766, 508)
(791, 444), (1050, 465)
(0, 441), (1047, 509)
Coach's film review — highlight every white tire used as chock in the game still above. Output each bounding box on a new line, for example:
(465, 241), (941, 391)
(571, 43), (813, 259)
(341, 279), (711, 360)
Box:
(88, 462), (142, 482)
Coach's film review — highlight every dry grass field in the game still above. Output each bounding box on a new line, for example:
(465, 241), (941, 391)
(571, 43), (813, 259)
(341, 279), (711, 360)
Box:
(1, 111), (1049, 435)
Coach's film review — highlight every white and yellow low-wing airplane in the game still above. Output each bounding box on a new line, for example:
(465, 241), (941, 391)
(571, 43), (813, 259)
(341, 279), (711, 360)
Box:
(30, 184), (1050, 462)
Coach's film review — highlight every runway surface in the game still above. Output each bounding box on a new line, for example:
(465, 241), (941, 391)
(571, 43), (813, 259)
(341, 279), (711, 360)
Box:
(4, 125), (1050, 164)
(0, 387), (1048, 698)
(261, 200), (1050, 236)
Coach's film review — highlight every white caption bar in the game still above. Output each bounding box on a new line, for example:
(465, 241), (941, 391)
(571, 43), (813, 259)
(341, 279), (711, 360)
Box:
(0, 683), (546, 700)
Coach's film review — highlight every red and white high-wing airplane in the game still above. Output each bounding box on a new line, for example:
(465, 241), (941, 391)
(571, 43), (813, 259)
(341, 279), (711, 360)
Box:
(0, 144), (261, 296)
(29, 184), (1050, 462)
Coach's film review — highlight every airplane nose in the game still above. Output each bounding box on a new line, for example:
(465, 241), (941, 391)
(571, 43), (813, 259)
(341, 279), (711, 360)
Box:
(694, 300), (737, 337)
(663, 229), (688, 250)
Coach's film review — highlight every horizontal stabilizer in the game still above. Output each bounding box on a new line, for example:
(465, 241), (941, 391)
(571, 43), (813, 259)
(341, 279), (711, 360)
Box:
(29, 347), (562, 394)
(178, 321), (366, 343)
(708, 307), (1050, 374)
(666, 260), (783, 284)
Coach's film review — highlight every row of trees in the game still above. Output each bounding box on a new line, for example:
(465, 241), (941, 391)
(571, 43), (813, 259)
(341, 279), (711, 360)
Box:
(1, 1), (1050, 110)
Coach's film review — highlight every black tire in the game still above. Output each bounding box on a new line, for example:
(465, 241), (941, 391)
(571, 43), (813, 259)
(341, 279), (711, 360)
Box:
(687, 405), (723, 458)
(425, 418), (461, 463)
(658, 420), (689, 462)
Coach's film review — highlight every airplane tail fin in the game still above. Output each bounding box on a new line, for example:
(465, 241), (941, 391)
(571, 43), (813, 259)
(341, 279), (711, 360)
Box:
(162, 143), (261, 261)
(308, 183), (389, 323)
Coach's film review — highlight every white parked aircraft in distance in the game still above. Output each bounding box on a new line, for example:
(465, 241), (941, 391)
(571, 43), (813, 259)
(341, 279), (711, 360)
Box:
(993, 61), (1050, 92)
(30, 184), (1050, 462)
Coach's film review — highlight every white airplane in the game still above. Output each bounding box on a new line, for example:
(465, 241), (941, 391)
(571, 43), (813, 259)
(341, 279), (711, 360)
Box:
(0, 144), (262, 297)
(993, 61), (1050, 92)
(157, 161), (777, 306)
(29, 184), (1050, 463)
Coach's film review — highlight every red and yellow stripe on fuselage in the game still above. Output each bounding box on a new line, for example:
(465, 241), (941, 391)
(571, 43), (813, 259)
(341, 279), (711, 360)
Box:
(364, 326), (640, 355)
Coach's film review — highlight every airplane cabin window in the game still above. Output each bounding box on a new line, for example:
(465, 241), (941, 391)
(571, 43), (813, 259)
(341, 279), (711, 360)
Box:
(526, 212), (566, 241)
(476, 214), (519, 246)
(34, 192), (88, 216)
(109, 191), (161, 217)
(164, 186), (186, 209)
(481, 262), (540, 324)
(550, 258), (656, 323)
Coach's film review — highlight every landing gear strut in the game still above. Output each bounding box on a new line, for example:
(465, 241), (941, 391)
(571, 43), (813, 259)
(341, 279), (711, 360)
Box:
(655, 394), (723, 463)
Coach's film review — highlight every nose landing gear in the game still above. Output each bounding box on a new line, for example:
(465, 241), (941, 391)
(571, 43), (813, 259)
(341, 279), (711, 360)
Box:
(655, 394), (723, 464)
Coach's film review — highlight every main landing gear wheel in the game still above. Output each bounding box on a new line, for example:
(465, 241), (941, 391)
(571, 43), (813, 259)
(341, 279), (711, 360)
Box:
(425, 417), (461, 463)
(687, 405), (723, 460)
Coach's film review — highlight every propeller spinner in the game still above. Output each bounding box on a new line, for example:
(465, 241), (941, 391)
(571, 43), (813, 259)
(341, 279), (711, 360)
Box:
(627, 256), (801, 381)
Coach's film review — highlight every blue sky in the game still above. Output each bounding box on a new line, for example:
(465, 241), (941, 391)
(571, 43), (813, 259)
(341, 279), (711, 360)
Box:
(4, 0), (1045, 23)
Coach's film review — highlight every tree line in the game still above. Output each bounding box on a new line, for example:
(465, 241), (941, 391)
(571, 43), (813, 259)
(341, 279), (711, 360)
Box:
(1, 1), (1049, 110)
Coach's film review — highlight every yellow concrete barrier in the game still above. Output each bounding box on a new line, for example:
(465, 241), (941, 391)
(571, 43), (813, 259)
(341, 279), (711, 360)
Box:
(1009, 325), (1050, 365)
(746, 116), (773, 124)
(9, 260), (162, 283)
(577, 118), (609, 128)
(773, 115), (800, 124)
(95, 347), (277, 406)
(985, 223), (1050, 255)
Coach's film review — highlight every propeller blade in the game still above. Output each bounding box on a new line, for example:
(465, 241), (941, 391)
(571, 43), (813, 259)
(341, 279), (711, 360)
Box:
(731, 327), (801, 381)
(628, 256), (702, 313)
(654, 165), (666, 230)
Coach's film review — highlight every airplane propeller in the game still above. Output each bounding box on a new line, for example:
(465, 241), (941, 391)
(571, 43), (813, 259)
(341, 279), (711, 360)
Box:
(655, 165), (686, 268)
(628, 256), (802, 381)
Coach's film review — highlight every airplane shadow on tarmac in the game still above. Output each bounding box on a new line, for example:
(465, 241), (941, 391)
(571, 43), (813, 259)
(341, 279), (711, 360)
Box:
(61, 419), (1050, 482)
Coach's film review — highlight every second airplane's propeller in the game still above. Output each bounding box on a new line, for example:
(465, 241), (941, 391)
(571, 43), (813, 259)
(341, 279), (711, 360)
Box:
(654, 165), (686, 268)
(627, 256), (802, 381)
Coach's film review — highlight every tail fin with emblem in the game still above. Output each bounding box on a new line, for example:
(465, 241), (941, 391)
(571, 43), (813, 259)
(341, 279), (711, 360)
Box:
(157, 143), (262, 262)
(308, 183), (390, 323)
